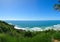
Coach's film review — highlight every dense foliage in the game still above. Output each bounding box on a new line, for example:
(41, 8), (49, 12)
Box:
(0, 21), (60, 42)
(54, 0), (60, 11)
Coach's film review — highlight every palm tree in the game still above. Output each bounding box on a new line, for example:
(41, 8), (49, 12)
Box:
(54, 0), (60, 11)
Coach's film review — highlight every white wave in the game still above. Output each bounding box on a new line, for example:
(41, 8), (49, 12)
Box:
(14, 26), (43, 31)
(44, 24), (60, 31)
(14, 24), (60, 31)
(53, 24), (60, 30)
(8, 23), (13, 25)
(30, 27), (43, 31)
(44, 26), (53, 30)
(14, 26), (27, 30)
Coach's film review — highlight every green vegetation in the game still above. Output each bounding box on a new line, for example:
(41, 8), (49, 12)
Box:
(54, 0), (60, 10)
(0, 20), (60, 42)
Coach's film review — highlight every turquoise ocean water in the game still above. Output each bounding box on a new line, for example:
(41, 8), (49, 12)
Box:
(5, 20), (60, 29)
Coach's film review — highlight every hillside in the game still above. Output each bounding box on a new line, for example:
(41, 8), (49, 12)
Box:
(0, 20), (60, 42)
(0, 21), (14, 33)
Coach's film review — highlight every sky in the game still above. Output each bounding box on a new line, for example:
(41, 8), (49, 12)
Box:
(0, 0), (60, 20)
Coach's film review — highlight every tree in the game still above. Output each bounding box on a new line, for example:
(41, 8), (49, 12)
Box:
(54, 0), (60, 11)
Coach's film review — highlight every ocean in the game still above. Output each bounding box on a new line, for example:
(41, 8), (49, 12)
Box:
(5, 20), (60, 31)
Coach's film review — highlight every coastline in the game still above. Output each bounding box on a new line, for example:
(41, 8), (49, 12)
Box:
(14, 24), (60, 31)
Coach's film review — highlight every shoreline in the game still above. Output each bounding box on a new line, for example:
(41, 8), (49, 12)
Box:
(14, 24), (60, 31)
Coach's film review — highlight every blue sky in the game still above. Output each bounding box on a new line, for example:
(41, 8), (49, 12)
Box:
(0, 0), (60, 20)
